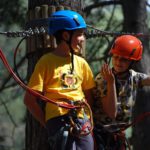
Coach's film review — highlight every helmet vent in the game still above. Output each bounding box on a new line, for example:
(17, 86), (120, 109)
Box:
(130, 48), (136, 56)
(73, 18), (80, 26)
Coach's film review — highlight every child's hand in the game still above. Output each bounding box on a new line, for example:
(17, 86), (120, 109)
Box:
(101, 63), (115, 84)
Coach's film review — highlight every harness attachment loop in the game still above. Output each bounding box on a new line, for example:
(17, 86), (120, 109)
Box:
(64, 100), (93, 137)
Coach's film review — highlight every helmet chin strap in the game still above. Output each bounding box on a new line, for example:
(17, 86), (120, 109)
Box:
(69, 44), (74, 74)
(63, 31), (75, 74)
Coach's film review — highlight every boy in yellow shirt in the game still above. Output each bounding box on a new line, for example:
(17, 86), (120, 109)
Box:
(24, 10), (95, 150)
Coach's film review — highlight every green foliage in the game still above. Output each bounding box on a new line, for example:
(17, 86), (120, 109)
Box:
(0, 0), (27, 27)
(86, 4), (123, 75)
(0, 0), (27, 148)
(0, 25), (27, 150)
(0, 88), (26, 150)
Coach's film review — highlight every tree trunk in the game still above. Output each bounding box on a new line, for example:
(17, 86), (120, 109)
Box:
(122, 0), (150, 150)
(25, 1), (84, 150)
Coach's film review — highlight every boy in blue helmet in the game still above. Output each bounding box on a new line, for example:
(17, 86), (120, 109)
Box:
(24, 10), (95, 150)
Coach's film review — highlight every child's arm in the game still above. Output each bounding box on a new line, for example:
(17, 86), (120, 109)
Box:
(101, 63), (117, 119)
(24, 91), (46, 127)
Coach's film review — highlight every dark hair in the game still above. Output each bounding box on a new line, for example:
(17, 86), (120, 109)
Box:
(53, 30), (74, 45)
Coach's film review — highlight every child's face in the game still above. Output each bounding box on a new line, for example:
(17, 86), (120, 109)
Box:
(112, 54), (132, 73)
(71, 29), (85, 53)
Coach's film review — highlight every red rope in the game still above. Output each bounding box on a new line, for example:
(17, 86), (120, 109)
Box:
(122, 112), (150, 131)
(113, 112), (150, 150)
(0, 48), (81, 109)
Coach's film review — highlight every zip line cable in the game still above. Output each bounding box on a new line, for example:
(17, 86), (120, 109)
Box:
(0, 26), (47, 38)
(86, 25), (147, 39)
(0, 23), (149, 39)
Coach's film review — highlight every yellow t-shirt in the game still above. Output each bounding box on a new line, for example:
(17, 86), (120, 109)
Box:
(28, 52), (95, 121)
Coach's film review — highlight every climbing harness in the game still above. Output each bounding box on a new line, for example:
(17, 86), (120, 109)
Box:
(94, 112), (150, 150)
(67, 102), (93, 137)
(94, 123), (128, 150)
(46, 110), (92, 150)
(47, 117), (70, 150)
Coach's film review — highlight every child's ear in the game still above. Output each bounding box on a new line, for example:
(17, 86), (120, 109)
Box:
(62, 31), (70, 41)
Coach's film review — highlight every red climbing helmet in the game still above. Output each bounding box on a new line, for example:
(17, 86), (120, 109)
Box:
(110, 35), (143, 61)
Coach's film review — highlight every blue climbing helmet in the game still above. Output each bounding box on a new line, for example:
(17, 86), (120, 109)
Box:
(48, 10), (86, 35)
